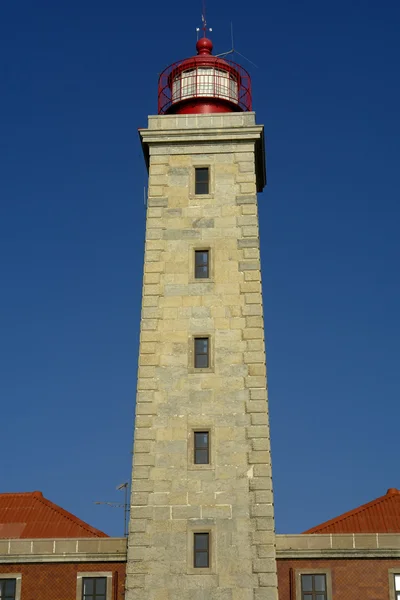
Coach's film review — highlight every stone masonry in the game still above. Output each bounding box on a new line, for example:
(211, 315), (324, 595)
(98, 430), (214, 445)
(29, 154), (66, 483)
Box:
(126, 112), (278, 600)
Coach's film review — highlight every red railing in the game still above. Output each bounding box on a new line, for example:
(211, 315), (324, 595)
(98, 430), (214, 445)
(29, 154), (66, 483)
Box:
(158, 56), (252, 114)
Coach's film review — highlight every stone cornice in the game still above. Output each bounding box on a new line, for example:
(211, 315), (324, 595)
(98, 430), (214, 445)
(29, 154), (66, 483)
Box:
(139, 125), (264, 145)
(139, 112), (266, 192)
(276, 533), (400, 559)
(0, 538), (127, 564)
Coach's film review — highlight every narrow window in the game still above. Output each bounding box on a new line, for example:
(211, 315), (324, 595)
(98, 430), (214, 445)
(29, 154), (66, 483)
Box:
(195, 250), (209, 279)
(195, 167), (209, 195)
(194, 431), (209, 464)
(0, 579), (16, 600)
(82, 577), (107, 600)
(194, 337), (209, 368)
(395, 574), (400, 600)
(301, 574), (327, 600)
(194, 532), (209, 568)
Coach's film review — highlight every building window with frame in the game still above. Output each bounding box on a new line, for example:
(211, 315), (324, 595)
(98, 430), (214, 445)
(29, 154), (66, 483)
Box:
(394, 574), (400, 600)
(0, 579), (16, 600)
(194, 337), (209, 368)
(301, 573), (327, 600)
(82, 577), (107, 600)
(194, 431), (209, 464)
(194, 532), (210, 568)
(195, 250), (210, 279)
(195, 167), (209, 195)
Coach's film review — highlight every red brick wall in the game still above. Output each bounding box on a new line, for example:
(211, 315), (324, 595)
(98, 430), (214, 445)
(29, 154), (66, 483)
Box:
(278, 558), (400, 600)
(0, 562), (126, 600)
(4, 558), (400, 599)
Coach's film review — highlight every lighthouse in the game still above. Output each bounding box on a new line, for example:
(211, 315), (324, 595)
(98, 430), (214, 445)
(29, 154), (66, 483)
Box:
(126, 32), (278, 600)
(158, 37), (251, 115)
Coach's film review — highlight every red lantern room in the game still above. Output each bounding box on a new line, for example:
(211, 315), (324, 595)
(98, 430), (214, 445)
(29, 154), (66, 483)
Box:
(158, 37), (252, 115)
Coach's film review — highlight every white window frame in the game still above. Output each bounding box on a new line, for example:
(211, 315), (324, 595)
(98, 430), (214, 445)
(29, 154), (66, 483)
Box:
(389, 570), (400, 600)
(76, 571), (113, 600)
(0, 573), (22, 600)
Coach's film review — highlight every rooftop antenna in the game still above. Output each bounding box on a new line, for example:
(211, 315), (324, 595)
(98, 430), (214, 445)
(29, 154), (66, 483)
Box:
(215, 22), (259, 69)
(196, 0), (212, 41)
(93, 482), (130, 538)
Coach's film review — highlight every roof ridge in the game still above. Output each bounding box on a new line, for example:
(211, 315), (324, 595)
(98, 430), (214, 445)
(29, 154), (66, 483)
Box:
(33, 494), (108, 538)
(0, 492), (42, 497)
(304, 492), (395, 533)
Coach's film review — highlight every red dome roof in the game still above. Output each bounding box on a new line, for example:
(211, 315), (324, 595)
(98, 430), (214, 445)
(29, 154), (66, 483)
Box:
(157, 38), (252, 115)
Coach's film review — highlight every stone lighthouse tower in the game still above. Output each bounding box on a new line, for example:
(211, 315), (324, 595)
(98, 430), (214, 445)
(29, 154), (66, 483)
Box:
(126, 33), (278, 600)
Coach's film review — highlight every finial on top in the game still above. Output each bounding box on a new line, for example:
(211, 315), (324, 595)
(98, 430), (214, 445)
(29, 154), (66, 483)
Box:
(196, 37), (213, 55)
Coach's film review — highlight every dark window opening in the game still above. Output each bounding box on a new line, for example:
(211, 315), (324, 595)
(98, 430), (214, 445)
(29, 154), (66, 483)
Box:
(195, 168), (209, 195)
(194, 532), (209, 568)
(301, 574), (327, 600)
(195, 250), (209, 279)
(194, 337), (209, 369)
(0, 579), (16, 600)
(82, 577), (107, 600)
(194, 431), (209, 464)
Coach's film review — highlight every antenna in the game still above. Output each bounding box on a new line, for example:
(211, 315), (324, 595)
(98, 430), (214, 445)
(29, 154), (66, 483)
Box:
(93, 482), (130, 538)
(202, 0), (207, 37)
(196, 0), (212, 40)
(215, 22), (259, 69)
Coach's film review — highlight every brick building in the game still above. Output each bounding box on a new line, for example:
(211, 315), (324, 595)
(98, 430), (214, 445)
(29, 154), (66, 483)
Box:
(276, 488), (400, 600)
(3, 489), (400, 599)
(0, 491), (126, 600)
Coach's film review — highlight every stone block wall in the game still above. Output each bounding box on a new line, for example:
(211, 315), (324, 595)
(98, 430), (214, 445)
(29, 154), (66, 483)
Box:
(126, 113), (278, 600)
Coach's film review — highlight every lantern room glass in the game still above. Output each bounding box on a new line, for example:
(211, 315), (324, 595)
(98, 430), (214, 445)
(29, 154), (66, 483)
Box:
(172, 67), (238, 104)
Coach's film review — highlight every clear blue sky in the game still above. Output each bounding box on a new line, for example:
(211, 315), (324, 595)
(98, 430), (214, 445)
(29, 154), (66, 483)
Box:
(1, 0), (399, 537)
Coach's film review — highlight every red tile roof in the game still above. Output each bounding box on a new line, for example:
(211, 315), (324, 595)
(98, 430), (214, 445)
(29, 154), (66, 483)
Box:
(304, 488), (400, 534)
(0, 492), (107, 538)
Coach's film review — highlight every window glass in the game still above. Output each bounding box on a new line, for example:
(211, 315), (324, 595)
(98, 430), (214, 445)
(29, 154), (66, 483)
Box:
(314, 575), (326, 591)
(301, 574), (327, 600)
(180, 69), (196, 98)
(194, 338), (209, 368)
(0, 579), (16, 600)
(301, 575), (313, 592)
(195, 552), (208, 567)
(194, 532), (209, 568)
(195, 533), (209, 550)
(82, 577), (107, 600)
(96, 578), (106, 594)
(5, 580), (16, 595)
(197, 68), (214, 96)
(83, 579), (94, 594)
(195, 250), (209, 278)
(195, 168), (209, 195)
(194, 432), (209, 464)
